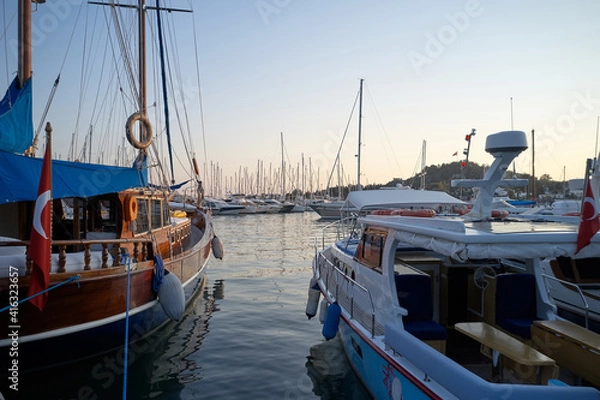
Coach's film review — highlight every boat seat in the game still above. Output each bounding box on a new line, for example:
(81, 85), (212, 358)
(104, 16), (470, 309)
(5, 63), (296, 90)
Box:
(395, 274), (447, 341)
(495, 273), (538, 339)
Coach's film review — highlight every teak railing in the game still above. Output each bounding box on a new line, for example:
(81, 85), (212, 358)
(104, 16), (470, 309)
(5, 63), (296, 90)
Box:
(0, 238), (153, 274)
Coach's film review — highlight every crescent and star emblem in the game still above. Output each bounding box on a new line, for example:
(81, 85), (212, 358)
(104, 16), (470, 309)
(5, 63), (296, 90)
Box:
(33, 190), (51, 239)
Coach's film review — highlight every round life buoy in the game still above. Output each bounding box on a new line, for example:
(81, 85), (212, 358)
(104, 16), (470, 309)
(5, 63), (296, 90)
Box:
(491, 209), (509, 219)
(125, 112), (153, 149)
(124, 196), (138, 222)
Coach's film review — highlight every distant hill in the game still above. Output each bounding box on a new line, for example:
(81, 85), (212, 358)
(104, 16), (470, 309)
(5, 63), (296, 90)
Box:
(382, 161), (569, 201)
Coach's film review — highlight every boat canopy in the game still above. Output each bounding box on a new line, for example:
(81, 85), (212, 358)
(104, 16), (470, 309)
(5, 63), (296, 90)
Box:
(0, 150), (147, 204)
(362, 215), (595, 261)
(345, 189), (464, 211)
(0, 77), (33, 153)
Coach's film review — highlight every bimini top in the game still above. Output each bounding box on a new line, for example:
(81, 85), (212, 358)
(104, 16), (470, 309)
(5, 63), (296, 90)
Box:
(345, 189), (464, 211)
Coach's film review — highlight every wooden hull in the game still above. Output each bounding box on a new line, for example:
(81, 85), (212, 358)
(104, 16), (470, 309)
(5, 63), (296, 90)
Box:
(0, 222), (213, 373)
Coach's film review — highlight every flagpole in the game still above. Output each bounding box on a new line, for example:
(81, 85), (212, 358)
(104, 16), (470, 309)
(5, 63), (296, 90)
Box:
(581, 158), (593, 212)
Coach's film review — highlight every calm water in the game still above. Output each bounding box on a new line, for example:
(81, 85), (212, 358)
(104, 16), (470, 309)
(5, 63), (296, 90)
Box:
(9, 212), (371, 400)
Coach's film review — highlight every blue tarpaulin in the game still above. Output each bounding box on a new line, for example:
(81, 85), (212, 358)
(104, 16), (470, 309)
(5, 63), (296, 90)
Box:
(0, 77), (33, 153)
(0, 150), (147, 204)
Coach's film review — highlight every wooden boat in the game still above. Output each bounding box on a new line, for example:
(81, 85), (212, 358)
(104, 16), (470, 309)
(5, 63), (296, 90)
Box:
(0, 0), (217, 373)
(309, 130), (600, 399)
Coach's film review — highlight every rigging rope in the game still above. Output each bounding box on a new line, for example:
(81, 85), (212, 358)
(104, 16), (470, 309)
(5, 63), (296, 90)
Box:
(0, 275), (81, 313)
(122, 257), (132, 400)
(155, 0), (176, 185)
(325, 89), (360, 193)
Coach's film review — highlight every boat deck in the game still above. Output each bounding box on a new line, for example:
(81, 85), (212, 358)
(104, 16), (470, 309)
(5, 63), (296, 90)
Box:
(445, 326), (579, 386)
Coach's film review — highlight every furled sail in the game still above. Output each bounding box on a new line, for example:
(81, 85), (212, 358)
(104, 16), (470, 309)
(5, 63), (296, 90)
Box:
(0, 77), (33, 153)
(0, 150), (147, 204)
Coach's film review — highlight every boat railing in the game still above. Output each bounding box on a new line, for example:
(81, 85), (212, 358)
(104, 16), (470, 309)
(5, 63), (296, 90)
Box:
(315, 250), (379, 337)
(317, 216), (359, 251)
(541, 273), (591, 329)
(0, 237), (153, 274)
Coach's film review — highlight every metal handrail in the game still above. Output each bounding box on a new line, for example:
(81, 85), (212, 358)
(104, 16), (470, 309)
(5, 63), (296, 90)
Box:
(541, 273), (591, 329)
(316, 250), (378, 337)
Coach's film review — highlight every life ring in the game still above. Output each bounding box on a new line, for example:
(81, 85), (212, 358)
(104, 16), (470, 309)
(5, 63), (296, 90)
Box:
(125, 196), (138, 222)
(125, 112), (153, 149)
(491, 209), (509, 219)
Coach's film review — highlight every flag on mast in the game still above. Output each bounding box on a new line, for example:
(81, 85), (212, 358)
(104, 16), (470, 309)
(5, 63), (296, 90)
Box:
(575, 178), (600, 254)
(27, 140), (52, 310)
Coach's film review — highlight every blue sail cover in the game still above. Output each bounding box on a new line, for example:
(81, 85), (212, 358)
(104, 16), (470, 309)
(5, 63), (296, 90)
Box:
(0, 77), (33, 153)
(0, 150), (148, 204)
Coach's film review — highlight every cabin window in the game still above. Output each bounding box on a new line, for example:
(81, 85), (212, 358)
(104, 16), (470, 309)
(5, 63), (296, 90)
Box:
(573, 258), (600, 281)
(163, 200), (171, 227)
(150, 199), (162, 230)
(356, 228), (387, 270)
(134, 198), (149, 234)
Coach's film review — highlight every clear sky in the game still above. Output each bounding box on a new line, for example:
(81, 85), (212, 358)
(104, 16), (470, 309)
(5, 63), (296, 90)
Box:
(2, 0), (600, 195)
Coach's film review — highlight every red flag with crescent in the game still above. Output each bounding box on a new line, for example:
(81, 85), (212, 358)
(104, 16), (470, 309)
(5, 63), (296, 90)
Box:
(576, 179), (600, 254)
(27, 144), (52, 310)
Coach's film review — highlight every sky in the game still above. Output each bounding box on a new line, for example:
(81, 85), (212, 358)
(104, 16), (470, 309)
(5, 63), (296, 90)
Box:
(2, 0), (600, 195)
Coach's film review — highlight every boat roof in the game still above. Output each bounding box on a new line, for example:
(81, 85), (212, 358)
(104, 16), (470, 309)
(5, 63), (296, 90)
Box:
(360, 214), (598, 261)
(345, 189), (464, 210)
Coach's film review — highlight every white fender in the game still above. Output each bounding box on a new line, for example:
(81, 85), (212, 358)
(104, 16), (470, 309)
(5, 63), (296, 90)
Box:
(158, 271), (185, 321)
(212, 236), (224, 260)
(305, 279), (321, 319)
(318, 297), (328, 324)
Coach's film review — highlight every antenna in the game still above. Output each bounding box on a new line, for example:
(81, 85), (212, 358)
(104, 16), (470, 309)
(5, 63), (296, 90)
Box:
(510, 97), (514, 130)
(595, 116), (599, 160)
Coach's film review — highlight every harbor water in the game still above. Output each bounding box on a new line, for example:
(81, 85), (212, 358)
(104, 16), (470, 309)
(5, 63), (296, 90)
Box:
(8, 212), (371, 400)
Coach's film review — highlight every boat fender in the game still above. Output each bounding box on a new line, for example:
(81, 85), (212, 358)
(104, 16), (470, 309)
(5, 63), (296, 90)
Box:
(212, 236), (224, 260)
(124, 196), (138, 222)
(153, 255), (165, 293)
(158, 270), (186, 321)
(318, 297), (328, 323)
(322, 302), (341, 341)
(305, 279), (321, 319)
(125, 112), (153, 150)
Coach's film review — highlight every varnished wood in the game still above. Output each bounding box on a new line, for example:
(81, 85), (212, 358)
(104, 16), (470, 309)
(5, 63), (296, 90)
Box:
(532, 320), (600, 388)
(456, 322), (555, 366)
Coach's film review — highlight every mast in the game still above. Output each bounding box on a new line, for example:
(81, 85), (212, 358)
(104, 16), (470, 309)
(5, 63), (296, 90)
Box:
(420, 140), (426, 189)
(17, 0), (32, 88)
(138, 0), (146, 118)
(357, 78), (364, 191)
(281, 132), (285, 200)
(531, 129), (536, 200)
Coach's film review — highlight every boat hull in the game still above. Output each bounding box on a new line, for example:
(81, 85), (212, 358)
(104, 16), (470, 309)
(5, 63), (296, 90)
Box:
(0, 226), (212, 373)
(338, 317), (439, 399)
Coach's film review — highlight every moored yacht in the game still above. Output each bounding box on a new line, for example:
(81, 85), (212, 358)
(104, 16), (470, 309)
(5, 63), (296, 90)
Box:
(308, 130), (600, 399)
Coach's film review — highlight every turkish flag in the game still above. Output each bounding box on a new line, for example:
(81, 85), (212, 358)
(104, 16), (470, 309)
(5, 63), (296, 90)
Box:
(27, 144), (52, 310)
(575, 179), (600, 254)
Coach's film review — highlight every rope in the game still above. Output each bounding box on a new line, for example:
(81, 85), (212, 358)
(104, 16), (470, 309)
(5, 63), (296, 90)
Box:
(153, 254), (165, 293)
(0, 275), (81, 313)
(122, 256), (132, 400)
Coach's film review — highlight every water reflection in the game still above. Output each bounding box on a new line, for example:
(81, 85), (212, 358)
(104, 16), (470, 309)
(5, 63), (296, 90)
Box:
(306, 336), (371, 400)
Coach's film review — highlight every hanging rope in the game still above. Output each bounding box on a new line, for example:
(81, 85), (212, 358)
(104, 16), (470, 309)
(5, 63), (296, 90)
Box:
(0, 275), (81, 313)
(122, 256), (132, 400)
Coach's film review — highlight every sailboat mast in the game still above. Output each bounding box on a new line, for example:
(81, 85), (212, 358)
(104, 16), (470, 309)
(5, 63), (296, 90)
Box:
(281, 132), (285, 200)
(17, 0), (32, 89)
(421, 140), (426, 189)
(138, 0), (146, 115)
(357, 78), (364, 191)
